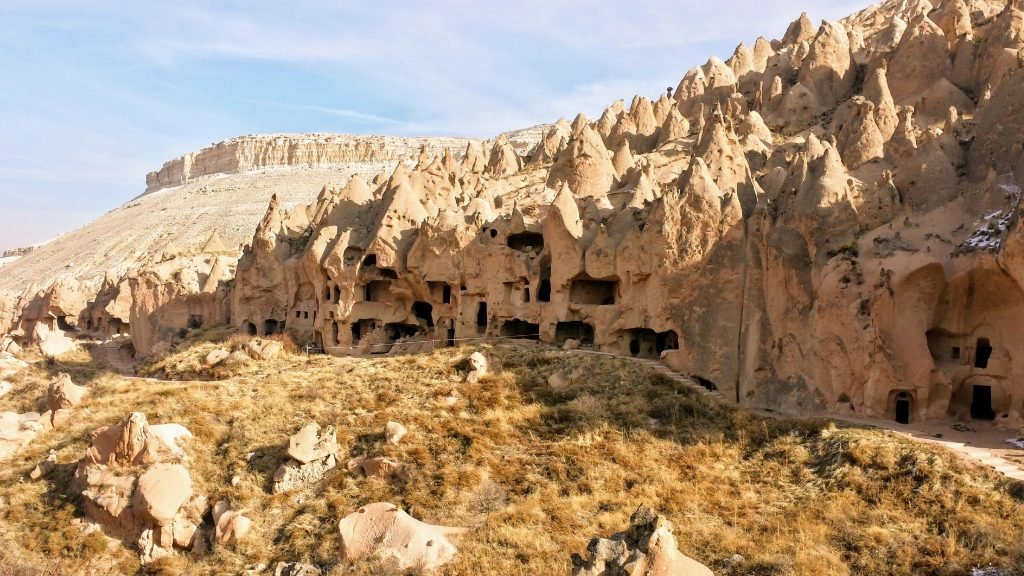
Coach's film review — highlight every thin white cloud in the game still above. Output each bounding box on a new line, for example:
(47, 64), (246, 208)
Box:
(238, 98), (405, 126)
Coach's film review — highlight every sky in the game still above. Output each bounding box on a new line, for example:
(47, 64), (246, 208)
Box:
(0, 0), (864, 253)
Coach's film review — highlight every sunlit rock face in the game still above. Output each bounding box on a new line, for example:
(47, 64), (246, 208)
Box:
(7, 0), (1024, 426)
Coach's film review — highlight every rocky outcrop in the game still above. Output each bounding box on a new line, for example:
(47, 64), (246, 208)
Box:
(145, 134), (479, 194)
(336, 502), (466, 571)
(74, 412), (207, 563)
(571, 506), (712, 576)
(272, 422), (339, 493)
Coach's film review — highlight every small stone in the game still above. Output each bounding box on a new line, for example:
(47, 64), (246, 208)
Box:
(384, 421), (407, 445)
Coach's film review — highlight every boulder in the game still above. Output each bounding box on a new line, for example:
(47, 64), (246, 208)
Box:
(35, 324), (78, 359)
(466, 351), (489, 383)
(384, 421), (407, 445)
(347, 456), (408, 482)
(29, 449), (57, 480)
(134, 463), (193, 525)
(337, 502), (466, 571)
(571, 506), (712, 576)
(272, 422), (339, 493)
(287, 422), (339, 464)
(246, 338), (283, 361)
(272, 453), (337, 493)
(563, 339), (581, 350)
(47, 372), (89, 410)
(203, 348), (230, 367)
(0, 411), (42, 460)
(213, 500), (252, 545)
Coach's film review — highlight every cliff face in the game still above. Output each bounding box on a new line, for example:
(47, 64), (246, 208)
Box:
(144, 134), (478, 193)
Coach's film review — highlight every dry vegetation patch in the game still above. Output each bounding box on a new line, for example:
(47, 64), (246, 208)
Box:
(0, 340), (1022, 575)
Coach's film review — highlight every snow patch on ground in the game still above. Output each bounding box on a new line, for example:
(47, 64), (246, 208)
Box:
(957, 183), (1022, 254)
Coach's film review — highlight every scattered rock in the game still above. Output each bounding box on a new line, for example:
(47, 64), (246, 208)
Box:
(347, 456), (408, 482)
(213, 500), (252, 546)
(0, 411), (42, 460)
(203, 348), (230, 367)
(548, 369), (582, 390)
(571, 506), (712, 576)
(73, 412), (203, 563)
(29, 449), (57, 480)
(466, 351), (489, 383)
(274, 562), (322, 576)
(337, 502), (466, 571)
(384, 421), (407, 445)
(288, 422), (338, 464)
(48, 372), (89, 410)
(563, 338), (581, 350)
(272, 422), (339, 493)
(246, 338), (283, 361)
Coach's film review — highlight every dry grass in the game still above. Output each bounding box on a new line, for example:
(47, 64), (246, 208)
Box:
(1, 337), (1024, 575)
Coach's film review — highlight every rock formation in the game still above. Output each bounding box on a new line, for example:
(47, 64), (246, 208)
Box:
(336, 502), (466, 570)
(272, 422), (339, 493)
(3, 0), (1024, 429)
(74, 412), (207, 563)
(571, 506), (712, 576)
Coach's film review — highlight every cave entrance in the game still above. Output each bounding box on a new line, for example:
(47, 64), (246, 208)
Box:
(507, 232), (545, 254)
(971, 385), (996, 420)
(693, 376), (717, 391)
(895, 391), (911, 424)
(364, 280), (391, 302)
(569, 277), (618, 305)
(413, 301), (434, 328)
(501, 319), (540, 340)
(331, 322), (339, 346)
(626, 329), (679, 359)
(447, 327), (456, 347)
(555, 321), (594, 346)
(264, 319), (283, 335)
(361, 254), (377, 269)
(975, 338), (992, 369)
(476, 302), (488, 333)
(243, 321), (257, 336)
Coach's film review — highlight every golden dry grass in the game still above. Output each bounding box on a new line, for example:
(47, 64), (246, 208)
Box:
(1, 335), (1024, 575)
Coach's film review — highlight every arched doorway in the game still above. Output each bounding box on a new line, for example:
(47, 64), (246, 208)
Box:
(971, 384), (996, 420)
(895, 392), (911, 424)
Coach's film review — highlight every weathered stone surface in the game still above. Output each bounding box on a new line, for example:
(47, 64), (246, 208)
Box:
(29, 449), (57, 480)
(213, 500), (252, 545)
(47, 372), (88, 410)
(134, 464), (193, 525)
(384, 421), (407, 445)
(272, 454), (337, 493)
(571, 506), (713, 576)
(203, 348), (230, 367)
(337, 502), (466, 570)
(347, 456), (408, 482)
(287, 422), (338, 464)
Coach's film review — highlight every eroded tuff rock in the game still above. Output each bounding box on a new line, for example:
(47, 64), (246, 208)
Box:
(4, 0), (1024, 427)
(272, 422), (339, 493)
(337, 502), (466, 571)
(571, 506), (712, 576)
(74, 412), (207, 563)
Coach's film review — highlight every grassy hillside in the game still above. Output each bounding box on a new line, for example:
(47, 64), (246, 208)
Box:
(1, 333), (1023, 575)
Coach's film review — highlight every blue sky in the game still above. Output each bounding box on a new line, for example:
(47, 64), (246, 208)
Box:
(0, 0), (863, 252)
